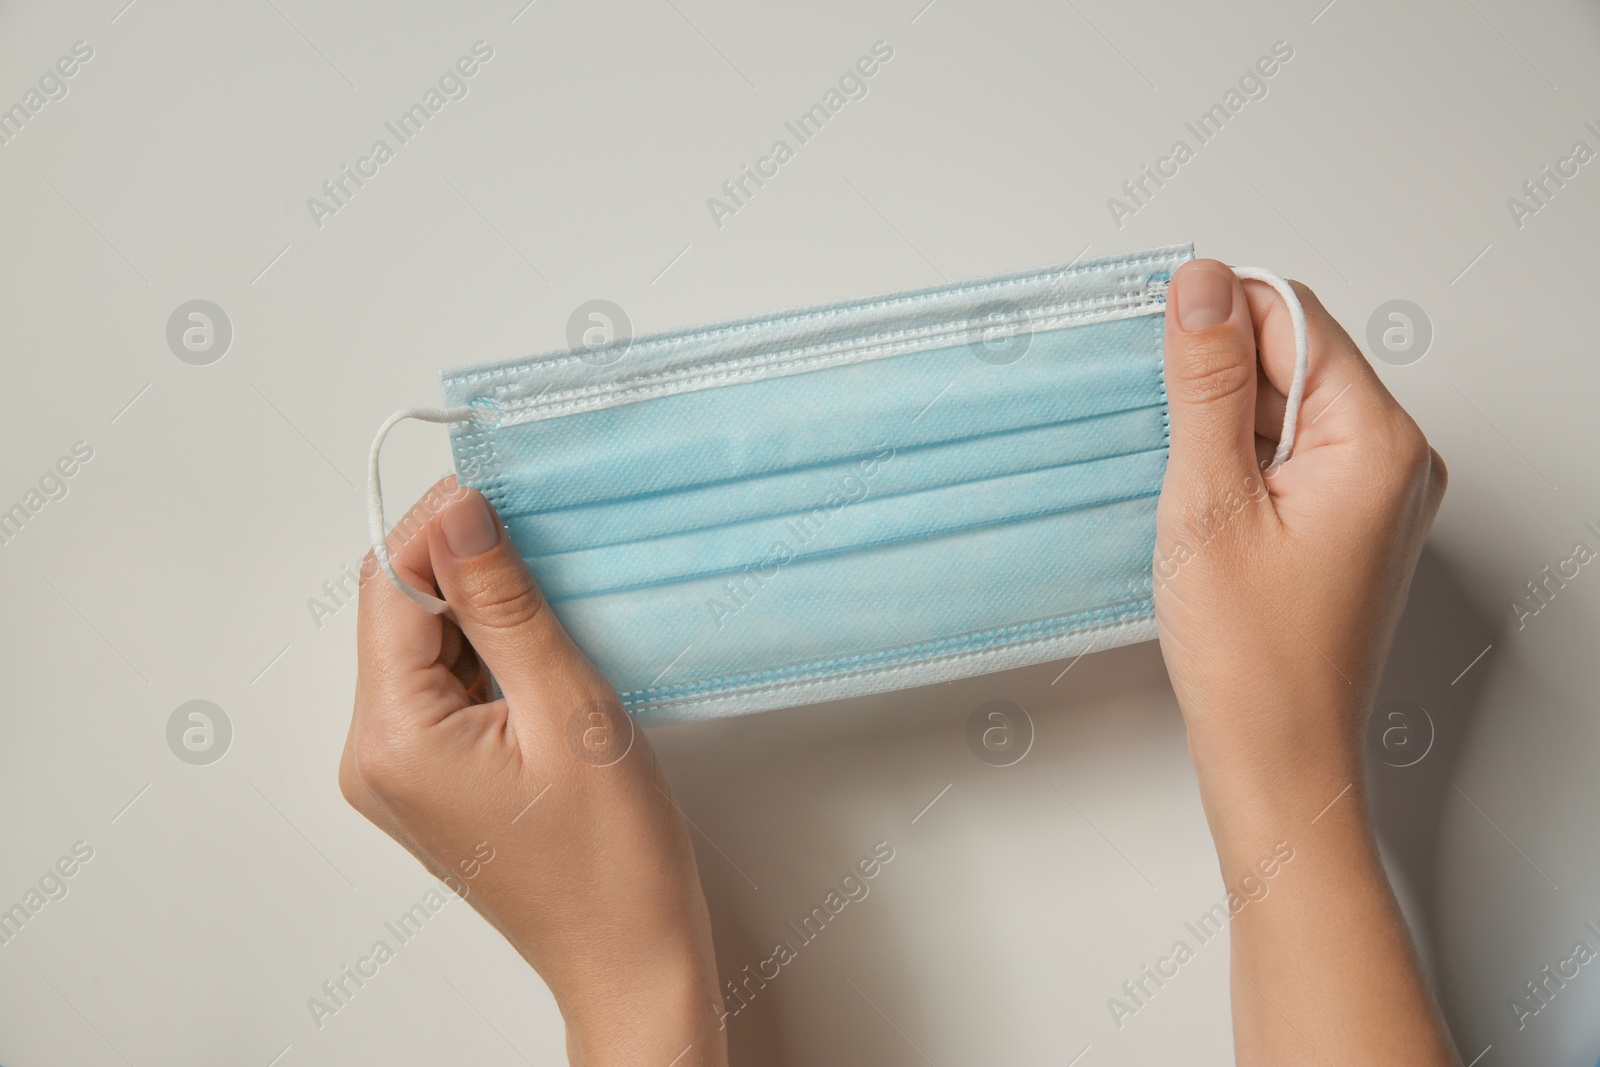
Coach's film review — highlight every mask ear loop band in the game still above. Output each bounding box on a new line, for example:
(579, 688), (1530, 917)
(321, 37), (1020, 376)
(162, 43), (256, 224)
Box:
(367, 405), (482, 614)
(1230, 266), (1309, 469)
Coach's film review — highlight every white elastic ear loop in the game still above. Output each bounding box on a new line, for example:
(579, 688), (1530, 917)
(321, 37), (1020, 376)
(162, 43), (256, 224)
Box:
(367, 405), (482, 614)
(1230, 266), (1309, 469)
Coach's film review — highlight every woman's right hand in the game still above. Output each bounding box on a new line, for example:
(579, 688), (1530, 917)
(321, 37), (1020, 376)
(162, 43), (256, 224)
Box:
(1155, 259), (1447, 813)
(1153, 260), (1458, 1066)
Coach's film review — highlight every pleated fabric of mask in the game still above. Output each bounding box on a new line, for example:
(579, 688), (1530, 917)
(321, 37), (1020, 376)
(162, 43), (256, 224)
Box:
(366, 245), (1306, 723)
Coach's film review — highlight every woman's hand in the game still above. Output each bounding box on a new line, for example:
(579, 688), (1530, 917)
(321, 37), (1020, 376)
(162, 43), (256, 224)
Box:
(1156, 259), (1447, 800)
(342, 477), (726, 1067)
(1155, 260), (1457, 1065)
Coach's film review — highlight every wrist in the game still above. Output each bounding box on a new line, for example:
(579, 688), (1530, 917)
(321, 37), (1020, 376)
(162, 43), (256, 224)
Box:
(559, 955), (727, 1067)
(1181, 688), (1366, 799)
(1182, 710), (1373, 871)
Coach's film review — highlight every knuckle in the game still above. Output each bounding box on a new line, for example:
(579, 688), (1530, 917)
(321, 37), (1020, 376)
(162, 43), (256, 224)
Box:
(347, 730), (409, 801)
(464, 573), (546, 631)
(1367, 418), (1433, 499)
(1173, 339), (1254, 406)
(1428, 447), (1449, 499)
(337, 756), (370, 814)
(1392, 423), (1432, 479)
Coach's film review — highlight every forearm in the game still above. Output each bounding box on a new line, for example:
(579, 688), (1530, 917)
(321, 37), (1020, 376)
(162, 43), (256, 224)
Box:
(1189, 719), (1459, 1067)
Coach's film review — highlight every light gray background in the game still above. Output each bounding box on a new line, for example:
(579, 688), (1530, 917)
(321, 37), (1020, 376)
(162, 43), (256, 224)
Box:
(1, 0), (1596, 1064)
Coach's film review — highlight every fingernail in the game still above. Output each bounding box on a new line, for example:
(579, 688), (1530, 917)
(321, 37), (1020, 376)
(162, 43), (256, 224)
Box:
(442, 491), (500, 558)
(1176, 264), (1235, 332)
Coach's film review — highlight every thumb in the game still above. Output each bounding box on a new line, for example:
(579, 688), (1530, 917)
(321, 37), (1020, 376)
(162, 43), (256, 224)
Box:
(1162, 260), (1262, 498)
(426, 488), (602, 710)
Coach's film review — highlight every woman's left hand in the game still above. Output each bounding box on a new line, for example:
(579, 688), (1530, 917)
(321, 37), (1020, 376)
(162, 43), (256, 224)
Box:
(342, 477), (727, 1067)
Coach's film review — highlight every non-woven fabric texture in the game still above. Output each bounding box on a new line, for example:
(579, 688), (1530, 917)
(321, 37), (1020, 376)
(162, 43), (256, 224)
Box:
(429, 245), (1195, 723)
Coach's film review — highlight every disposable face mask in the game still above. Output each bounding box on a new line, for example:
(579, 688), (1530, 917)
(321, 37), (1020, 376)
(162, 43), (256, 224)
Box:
(367, 246), (1307, 723)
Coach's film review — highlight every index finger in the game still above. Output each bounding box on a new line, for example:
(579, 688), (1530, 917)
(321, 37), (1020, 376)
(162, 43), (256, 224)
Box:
(1243, 278), (1396, 452)
(356, 476), (464, 711)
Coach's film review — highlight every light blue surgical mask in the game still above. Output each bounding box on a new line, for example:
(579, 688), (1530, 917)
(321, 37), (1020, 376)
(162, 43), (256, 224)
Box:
(367, 246), (1308, 723)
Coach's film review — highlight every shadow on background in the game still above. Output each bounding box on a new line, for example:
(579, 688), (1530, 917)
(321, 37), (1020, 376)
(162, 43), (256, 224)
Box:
(653, 677), (984, 1067)
(1366, 545), (1503, 1044)
(651, 546), (1506, 1064)
(650, 633), (1191, 1066)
